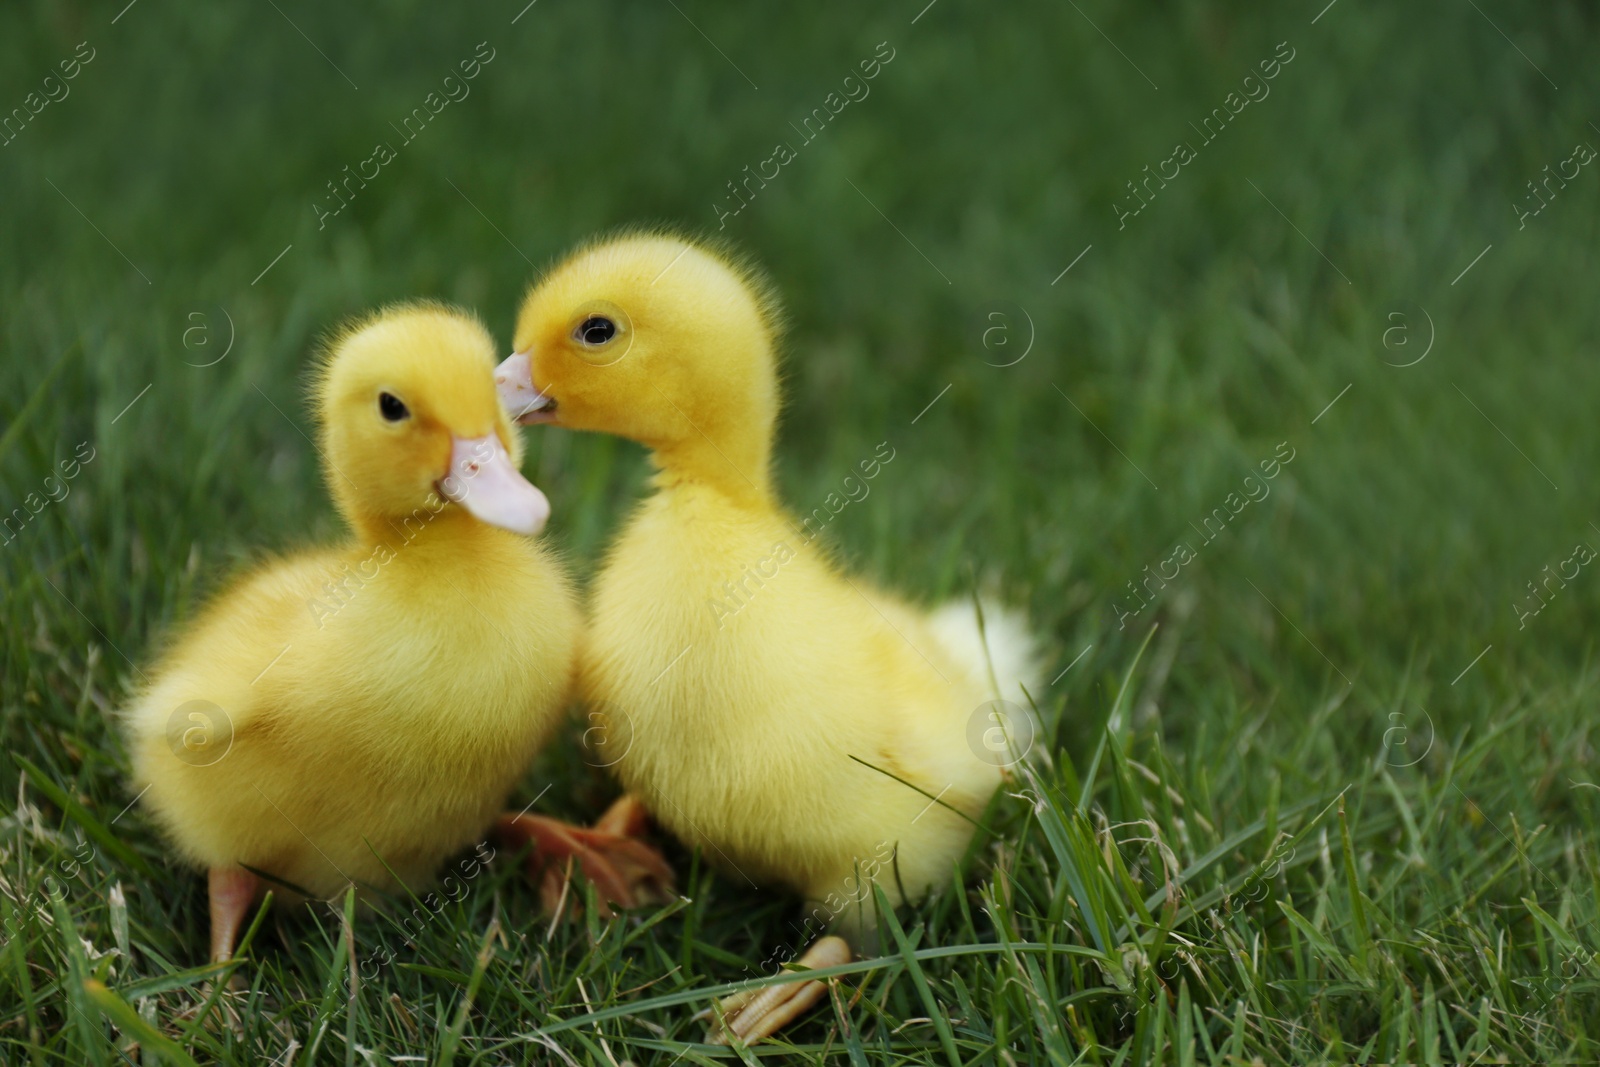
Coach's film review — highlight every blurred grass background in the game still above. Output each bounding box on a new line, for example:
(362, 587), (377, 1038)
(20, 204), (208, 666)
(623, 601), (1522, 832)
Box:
(2, 0), (1599, 1062)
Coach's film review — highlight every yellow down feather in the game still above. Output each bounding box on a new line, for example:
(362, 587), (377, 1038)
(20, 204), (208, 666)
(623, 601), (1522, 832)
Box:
(510, 234), (1038, 938)
(123, 305), (579, 901)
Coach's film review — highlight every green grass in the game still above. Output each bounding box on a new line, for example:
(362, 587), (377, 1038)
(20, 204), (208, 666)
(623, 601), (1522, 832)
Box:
(4, 0), (1600, 1061)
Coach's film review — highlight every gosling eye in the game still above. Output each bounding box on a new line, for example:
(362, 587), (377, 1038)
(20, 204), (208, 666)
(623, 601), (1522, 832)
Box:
(574, 316), (617, 347)
(378, 392), (410, 422)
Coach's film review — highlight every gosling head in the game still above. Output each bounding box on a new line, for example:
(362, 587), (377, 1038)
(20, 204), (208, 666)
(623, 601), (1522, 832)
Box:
(317, 303), (549, 540)
(497, 233), (782, 491)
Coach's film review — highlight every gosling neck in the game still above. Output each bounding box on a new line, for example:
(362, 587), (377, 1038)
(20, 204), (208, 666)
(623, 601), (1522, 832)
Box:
(349, 498), (485, 551)
(650, 425), (775, 507)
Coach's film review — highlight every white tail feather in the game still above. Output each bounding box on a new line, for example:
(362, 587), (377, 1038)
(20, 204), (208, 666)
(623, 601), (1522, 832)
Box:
(928, 598), (1043, 706)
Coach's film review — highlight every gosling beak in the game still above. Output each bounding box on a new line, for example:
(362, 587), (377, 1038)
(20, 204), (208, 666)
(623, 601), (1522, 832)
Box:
(436, 434), (549, 536)
(495, 351), (558, 425)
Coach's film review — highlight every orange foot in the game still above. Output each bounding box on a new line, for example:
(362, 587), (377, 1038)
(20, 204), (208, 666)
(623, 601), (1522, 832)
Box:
(708, 937), (853, 1045)
(494, 795), (674, 918)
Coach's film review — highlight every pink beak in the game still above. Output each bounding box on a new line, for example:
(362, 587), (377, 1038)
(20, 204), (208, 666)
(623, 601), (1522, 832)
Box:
(436, 434), (549, 536)
(495, 351), (558, 425)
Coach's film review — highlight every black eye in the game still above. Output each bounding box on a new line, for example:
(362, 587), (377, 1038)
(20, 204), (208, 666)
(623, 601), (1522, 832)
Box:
(575, 316), (617, 346)
(379, 392), (409, 422)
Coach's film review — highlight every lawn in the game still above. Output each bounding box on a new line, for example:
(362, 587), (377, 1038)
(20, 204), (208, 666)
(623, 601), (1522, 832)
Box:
(3, 0), (1599, 1062)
